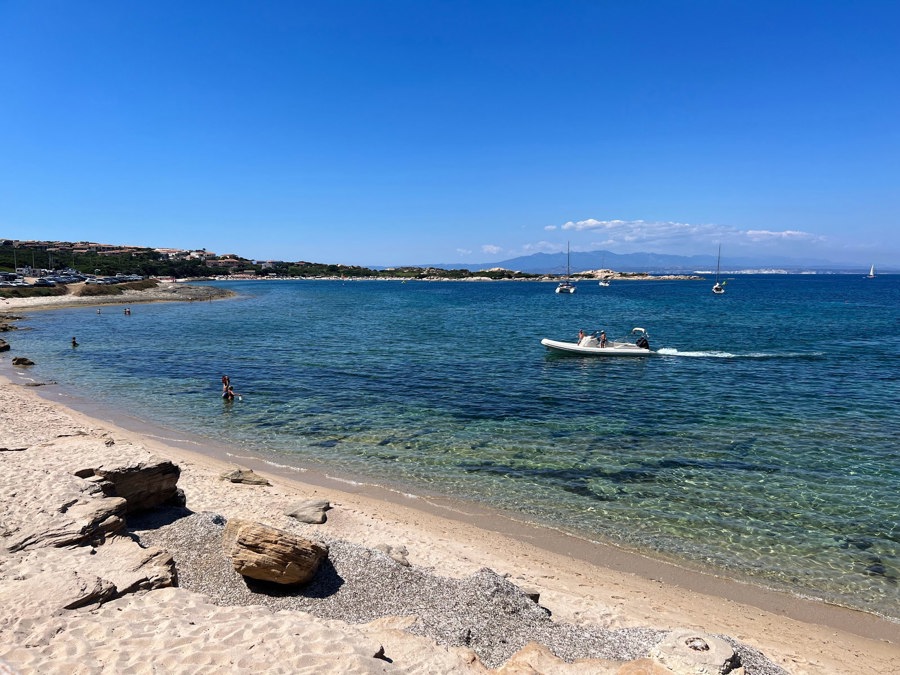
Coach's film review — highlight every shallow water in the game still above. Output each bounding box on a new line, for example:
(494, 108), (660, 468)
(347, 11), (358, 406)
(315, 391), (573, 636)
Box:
(9, 274), (900, 619)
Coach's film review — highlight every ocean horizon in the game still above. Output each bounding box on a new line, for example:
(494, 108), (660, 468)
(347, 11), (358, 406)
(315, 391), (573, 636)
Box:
(6, 274), (899, 622)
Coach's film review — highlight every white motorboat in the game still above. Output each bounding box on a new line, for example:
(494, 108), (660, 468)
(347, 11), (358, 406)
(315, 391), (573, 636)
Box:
(555, 242), (576, 294)
(598, 279), (610, 287)
(712, 244), (725, 294)
(541, 327), (652, 356)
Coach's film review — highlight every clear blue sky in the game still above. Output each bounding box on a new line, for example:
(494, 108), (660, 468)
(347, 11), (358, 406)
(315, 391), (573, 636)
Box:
(1, 1), (897, 267)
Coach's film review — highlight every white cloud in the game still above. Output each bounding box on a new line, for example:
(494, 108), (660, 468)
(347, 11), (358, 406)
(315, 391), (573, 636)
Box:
(481, 244), (502, 255)
(456, 248), (473, 255)
(518, 219), (829, 257)
(745, 229), (823, 243)
(521, 240), (562, 254)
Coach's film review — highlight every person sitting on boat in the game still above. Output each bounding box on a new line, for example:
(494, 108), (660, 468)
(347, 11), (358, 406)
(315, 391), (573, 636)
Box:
(599, 331), (607, 348)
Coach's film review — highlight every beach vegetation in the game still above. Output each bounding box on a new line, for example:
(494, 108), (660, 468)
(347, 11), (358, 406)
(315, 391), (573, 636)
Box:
(0, 285), (68, 298)
(74, 279), (160, 296)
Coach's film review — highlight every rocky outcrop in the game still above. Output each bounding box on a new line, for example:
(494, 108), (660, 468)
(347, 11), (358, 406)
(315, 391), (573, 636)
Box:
(11, 356), (33, 366)
(222, 518), (328, 585)
(75, 456), (181, 513)
(284, 498), (330, 524)
(0, 339), (9, 352)
(4, 473), (128, 552)
(0, 429), (180, 644)
(0, 536), (175, 618)
(220, 467), (271, 485)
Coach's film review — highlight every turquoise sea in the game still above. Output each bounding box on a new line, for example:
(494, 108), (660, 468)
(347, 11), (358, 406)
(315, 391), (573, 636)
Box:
(7, 275), (900, 620)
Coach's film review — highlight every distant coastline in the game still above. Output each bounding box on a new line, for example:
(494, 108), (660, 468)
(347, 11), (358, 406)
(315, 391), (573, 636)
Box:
(200, 271), (705, 282)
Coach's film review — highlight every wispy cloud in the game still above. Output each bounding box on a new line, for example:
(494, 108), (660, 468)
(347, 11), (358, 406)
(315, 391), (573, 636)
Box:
(744, 229), (824, 243)
(481, 244), (502, 255)
(537, 219), (826, 255)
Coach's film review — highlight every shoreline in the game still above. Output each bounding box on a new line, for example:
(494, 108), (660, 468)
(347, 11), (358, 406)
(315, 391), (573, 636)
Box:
(0, 279), (235, 312)
(2, 372), (898, 672)
(19, 371), (900, 642)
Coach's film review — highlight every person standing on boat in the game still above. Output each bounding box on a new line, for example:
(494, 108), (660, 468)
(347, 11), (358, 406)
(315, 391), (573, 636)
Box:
(578, 329), (585, 343)
(599, 331), (607, 348)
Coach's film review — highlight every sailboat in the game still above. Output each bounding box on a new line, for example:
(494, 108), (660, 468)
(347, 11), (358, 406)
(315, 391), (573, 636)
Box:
(712, 244), (725, 294)
(866, 264), (875, 279)
(598, 254), (611, 286)
(556, 242), (576, 294)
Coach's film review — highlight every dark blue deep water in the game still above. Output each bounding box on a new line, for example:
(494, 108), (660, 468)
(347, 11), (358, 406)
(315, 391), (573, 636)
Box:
(7, 275), (900, 619)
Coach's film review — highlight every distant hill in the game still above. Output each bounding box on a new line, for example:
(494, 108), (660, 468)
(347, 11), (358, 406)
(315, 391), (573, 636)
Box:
(421, 250), (878, 274)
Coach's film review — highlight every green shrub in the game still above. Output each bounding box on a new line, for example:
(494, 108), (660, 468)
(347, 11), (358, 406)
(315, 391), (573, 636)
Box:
(0, 286), (68, 298)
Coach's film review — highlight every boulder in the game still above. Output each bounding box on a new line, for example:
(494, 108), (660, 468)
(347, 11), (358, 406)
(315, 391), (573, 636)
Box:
(284, 498), (331, 524)
(220, 468), (271, 485)
(649, 630), (741, 675)
(222, 518), (328, 585)
(11, 356), (33, 366)
(0, 339), (9, 352)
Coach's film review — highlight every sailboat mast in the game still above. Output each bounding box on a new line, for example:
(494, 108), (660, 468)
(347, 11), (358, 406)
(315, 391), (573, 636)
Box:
(715, 243), (721, 283)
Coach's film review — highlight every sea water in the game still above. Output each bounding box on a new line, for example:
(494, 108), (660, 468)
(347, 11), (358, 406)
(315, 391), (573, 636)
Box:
(7, 275), (900, 620)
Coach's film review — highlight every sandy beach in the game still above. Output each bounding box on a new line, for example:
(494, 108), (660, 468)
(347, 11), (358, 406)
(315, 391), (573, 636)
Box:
(1, 289), (898, 674)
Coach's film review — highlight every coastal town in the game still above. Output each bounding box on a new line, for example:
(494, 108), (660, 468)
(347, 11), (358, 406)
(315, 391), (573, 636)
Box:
(0, 238), (703, 286)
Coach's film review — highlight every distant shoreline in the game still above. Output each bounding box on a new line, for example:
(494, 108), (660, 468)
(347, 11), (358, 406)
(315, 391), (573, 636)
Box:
(200, 273), (706, 282)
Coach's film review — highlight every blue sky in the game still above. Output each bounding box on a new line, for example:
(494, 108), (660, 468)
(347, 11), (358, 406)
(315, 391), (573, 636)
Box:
(1, 1), (897, 267)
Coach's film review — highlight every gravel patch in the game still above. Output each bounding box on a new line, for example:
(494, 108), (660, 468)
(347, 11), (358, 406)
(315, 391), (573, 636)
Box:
(133, 510), (787, 673)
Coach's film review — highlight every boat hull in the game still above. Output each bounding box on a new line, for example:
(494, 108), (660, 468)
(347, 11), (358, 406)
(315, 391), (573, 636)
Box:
(540, 338), (652, 356)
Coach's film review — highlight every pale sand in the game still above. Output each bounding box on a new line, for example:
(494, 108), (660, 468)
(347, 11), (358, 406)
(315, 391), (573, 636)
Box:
(2, 294), (899, 674)
(0, 279), (233, 312)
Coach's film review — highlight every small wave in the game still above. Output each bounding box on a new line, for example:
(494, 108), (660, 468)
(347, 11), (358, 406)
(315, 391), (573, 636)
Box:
(656, 348), (825, 359)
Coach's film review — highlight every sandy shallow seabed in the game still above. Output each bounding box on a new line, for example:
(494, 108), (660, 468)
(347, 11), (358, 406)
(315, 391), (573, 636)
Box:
(1, 290), (898, 674)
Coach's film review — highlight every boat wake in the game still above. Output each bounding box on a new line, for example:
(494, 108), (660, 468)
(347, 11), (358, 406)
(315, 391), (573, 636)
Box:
(655, 348), (825, 359)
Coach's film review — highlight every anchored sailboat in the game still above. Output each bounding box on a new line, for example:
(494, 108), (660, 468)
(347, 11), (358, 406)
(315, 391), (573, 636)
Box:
(556, 242), (576, 294)
(712, 244), (725, 294)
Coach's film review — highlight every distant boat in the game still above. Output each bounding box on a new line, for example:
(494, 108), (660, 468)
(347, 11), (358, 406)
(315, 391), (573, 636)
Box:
(866, 264), (875, 278)
(556, 242), (576, 294)
(598, 256), (610, 286)
(712, 244), (725, 295)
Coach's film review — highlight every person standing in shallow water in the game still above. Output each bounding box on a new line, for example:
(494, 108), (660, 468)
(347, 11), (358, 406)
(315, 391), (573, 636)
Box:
(221, 374), (230, 393)
(71, 337), (78, 348)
